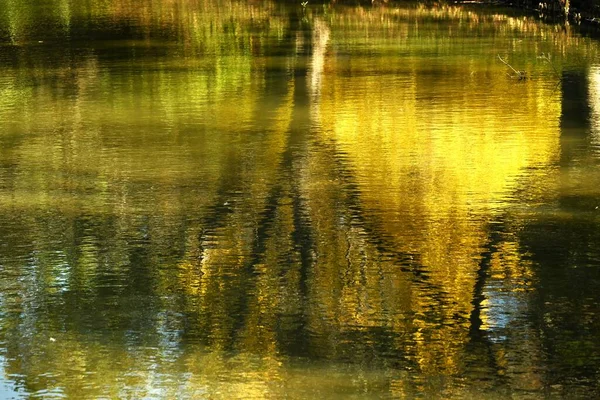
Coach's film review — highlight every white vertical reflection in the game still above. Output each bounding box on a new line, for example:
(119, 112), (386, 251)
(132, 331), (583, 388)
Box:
(308, 18), (330, 122)
(309, 18), (330, 100)
(588, 66), (600, 154)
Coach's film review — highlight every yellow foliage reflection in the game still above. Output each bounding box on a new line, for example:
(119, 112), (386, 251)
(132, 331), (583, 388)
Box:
(0, 1), (599, 398)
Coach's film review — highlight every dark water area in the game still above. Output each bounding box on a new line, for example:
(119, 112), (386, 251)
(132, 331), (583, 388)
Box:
(1, 1), (600, 398)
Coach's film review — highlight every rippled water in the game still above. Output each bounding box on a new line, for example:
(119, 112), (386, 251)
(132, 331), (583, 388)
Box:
(1, 1), (600, 398)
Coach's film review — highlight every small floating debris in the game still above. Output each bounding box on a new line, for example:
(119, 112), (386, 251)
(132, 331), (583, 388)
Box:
(497, 54), (527, 80)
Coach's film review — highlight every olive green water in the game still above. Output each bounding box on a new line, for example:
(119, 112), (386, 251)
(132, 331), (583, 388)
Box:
(1, 1), (600, 398)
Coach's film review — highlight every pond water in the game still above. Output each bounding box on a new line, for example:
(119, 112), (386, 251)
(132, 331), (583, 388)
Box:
(1, 1), (600, 398)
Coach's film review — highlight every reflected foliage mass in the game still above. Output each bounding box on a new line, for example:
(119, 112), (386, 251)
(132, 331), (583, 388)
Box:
(1, 1), (600, 398)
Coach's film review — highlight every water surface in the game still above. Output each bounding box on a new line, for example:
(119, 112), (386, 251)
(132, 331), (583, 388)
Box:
(1, 1), (600, 398)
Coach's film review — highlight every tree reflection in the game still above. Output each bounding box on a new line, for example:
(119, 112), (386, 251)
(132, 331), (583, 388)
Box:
(1, 1), (600, 398)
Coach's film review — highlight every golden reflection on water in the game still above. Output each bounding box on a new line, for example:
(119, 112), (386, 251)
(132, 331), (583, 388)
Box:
(1, 1), (600, 398)
(589, 66), (600, 155)
(314, 8), (562, 379)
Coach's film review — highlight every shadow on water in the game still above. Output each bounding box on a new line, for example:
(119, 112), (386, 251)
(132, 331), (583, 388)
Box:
(560, 70), (592, 162)
(228, 10), (315, 355)
(465, 218), (510, 378)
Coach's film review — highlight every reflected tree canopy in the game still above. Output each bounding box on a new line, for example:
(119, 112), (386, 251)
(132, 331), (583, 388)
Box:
(1, 1), (600, 398)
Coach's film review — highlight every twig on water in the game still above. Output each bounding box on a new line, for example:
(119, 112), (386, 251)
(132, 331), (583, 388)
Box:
(497, 54), (527, 80)
(539, 52), (560, 78)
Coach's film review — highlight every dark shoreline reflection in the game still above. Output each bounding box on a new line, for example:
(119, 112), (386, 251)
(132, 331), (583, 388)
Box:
(1, 1), (600, 398)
